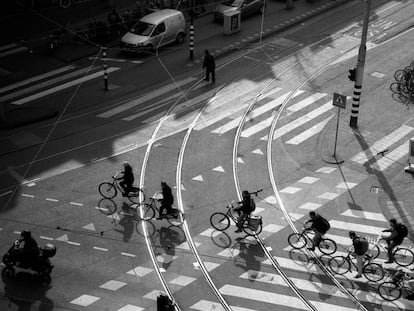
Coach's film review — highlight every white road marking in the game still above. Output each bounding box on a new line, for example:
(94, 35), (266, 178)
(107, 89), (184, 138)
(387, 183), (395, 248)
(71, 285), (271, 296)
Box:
(330, 220), (386, 234)
(191, 300), (254, 311)
(99, 280), (127, 291)
(351, 125), (413, 164)
(375, 138), (413, 171)
(315, 167), (336, 173)
(0, 65), (75, 94)
(70, 295), (100, 306)
(127, 266), (152, 276)
(0, 190), (12, 197)
(40, 236), (54, 240)
(121, 252), (136, 257)
(12, 67), (120, 105)
(93, 246), (108, 252)
(287, 92), (327, 113)
(67, 241), (81, 246)
(70, 202), (83, 206)
(46, 198), (59, 202)
(21, 193), (34, 198)
(0, 46), (28, 59)
(98, 76), (196, 118)
(285, 116), (333, 145)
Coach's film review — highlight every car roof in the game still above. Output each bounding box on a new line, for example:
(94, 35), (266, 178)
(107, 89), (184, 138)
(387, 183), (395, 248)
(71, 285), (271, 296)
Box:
(140, 9), (183, 24)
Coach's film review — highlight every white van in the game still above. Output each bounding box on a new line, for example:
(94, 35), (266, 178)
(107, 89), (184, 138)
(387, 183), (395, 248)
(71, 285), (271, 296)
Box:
(120, 9), (186, 52)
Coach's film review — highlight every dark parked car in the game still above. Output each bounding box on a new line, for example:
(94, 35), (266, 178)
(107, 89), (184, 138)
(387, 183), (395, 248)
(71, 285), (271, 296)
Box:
(213, 0), (265, 22)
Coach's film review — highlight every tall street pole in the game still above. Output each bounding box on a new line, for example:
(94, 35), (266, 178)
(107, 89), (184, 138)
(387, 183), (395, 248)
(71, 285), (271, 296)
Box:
(349, 0), (371, 128)
(189, 0), (194, 60)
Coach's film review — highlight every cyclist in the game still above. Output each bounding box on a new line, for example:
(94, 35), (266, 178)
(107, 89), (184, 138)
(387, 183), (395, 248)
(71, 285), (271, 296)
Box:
(305, 211), (330, 251)
(382, 218), (405, 264)
(349, 231), (368, 278)
(15, 230), (39, 265)
(157, 182), (174, 219)
(118, 161), (134, 197)
(234, 190), (256, 233)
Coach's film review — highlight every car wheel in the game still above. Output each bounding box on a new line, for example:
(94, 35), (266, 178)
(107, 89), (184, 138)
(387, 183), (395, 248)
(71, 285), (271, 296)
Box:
(176, 33), (185, 44)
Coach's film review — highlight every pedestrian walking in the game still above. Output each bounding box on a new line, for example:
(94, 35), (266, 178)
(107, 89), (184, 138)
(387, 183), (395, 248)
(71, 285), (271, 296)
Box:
(349, 231), (369, 278)
(203, 49), (215, 83)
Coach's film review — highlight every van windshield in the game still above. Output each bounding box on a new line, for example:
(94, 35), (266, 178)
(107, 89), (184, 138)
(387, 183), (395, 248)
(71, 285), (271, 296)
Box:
(130, 21), (155, 36)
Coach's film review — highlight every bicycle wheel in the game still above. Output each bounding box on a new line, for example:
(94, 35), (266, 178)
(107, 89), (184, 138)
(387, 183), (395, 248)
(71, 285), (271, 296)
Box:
(394, 70), (406, 83)
(318, 238), (337, 255)
(134, 204), (155, 221)
(128, 187), (145, 204)
(394, 247), (414, 266)
(363, 262), (384, 282)
(167, 210), (184, 227)
(288, 233), (307, 250)
(369, 244), (381, 260)
(210, 212), (230, 231)
(98, 182), (117, 199)
(378, 281), (402, 301)
(390, 82), (402, 94)
(329, 256), (350, 275)
(243, 221), (262, 236)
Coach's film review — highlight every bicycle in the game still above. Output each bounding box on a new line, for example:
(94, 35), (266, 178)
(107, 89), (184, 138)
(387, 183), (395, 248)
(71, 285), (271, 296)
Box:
(210, 201), (263, 236)
(368, 234), (414, 267)
(377, 269), (414, 301)
(134, 192), (184, 226)
(98, 172), (145, 204)
(288, 225), (337, 255)
(329, 248), (385, 282)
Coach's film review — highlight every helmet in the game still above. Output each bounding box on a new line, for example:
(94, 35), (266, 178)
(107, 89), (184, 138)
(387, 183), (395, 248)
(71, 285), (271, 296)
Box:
(242, 190), (249, 197)
(21, 229), (31, 239)
(123, 161), (129, 167)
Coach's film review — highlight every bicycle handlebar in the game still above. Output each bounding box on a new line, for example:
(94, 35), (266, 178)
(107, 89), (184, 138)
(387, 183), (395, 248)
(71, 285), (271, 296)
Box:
(250, 189), (263, 196)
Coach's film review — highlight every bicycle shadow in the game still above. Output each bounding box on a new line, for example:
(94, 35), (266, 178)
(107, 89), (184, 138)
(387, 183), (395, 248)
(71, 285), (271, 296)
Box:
(210, 229), (232, 249)
(113, 202), (135, 242)
(158, 225), (185, 271)
(232, 237), (264, 281)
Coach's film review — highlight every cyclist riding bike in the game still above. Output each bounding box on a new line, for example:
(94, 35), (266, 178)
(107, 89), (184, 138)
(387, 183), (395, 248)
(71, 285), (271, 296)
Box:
(382, 218), (406, 263)
(305, 211), (330, 251)
(349, 231), (369, 278)
(157, 182), (174, 219)
(117, 161), (134, 197)
(233, 190), (256, 233)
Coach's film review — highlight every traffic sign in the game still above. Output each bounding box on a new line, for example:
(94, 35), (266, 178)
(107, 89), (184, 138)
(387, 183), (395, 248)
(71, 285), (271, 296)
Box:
(333, 92), (347, 109)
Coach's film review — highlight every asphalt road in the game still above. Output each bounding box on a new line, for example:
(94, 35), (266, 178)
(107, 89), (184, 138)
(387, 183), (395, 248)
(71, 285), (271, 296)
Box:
(1, 0), (414, 310)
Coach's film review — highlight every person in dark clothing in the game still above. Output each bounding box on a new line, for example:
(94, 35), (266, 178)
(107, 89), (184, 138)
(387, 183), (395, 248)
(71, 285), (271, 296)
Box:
(382, 218), (405, 263)
(108, 8), (122, 39)
(16, 230), (39, 265)
(233, 190), (255, 233)
(118, 161), (134, 197)
(158, 182), (174, 219)
(305, 211), (330, 251)
(203, 49), (215, 83)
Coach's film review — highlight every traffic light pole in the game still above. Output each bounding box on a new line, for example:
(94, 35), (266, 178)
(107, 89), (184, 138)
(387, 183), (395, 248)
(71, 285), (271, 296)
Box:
(189, 0), (194, 60)
(349, 0), (371, 128)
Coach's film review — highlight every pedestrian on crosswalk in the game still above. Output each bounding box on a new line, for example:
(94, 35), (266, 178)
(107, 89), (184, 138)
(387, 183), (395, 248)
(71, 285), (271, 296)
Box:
(203, 49), (215, 83)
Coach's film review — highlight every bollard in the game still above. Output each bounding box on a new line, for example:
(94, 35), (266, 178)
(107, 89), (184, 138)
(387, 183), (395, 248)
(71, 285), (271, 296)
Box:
(103, 47), (108, 91)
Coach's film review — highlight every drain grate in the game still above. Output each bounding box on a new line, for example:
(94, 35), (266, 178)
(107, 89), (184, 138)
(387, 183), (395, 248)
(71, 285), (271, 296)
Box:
(370, 186), (380, 193)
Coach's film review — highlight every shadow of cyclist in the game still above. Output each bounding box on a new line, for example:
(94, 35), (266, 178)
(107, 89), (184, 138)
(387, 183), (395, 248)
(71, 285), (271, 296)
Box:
(114, 202), (135, 242)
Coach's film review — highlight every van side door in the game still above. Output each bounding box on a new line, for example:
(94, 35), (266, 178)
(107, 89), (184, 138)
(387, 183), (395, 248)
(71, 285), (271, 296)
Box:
(151, 22), (166, 48)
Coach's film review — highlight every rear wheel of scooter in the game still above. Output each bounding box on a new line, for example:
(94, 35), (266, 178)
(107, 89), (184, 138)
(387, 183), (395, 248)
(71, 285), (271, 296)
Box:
(2, 253), (15, 267)
(2, 266), (15, 278)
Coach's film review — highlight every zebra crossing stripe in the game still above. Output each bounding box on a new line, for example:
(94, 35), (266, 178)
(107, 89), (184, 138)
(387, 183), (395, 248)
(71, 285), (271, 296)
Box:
(329, 220), (386, 234)
(351, 125), (413, 164)
(261, 101), (333, 140)
(286, 92), (327, 113)
(285, 116), (333, 145)
(12, 67), (120, 105)
(98, 77), (196, 118)
(341, 209), (387, 222)
(374, 137), (414, 171)
(0, 65), (75, 94)
(191, 300), (255, 311)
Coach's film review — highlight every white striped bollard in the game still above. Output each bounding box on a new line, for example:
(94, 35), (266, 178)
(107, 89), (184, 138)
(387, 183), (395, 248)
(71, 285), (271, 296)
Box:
(103, 47), (108, 91)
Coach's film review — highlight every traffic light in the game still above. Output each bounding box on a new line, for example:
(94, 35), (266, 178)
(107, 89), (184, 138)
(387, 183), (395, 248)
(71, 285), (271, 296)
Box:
(348, 67), (356, 82)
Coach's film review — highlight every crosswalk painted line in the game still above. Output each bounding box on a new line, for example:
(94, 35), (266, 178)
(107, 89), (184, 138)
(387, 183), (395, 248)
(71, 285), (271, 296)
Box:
(260, 101), (334, 141)
(286, 92), (327, 114)
(298, 202), (321, 210)
(12, 67), (120, 105)
(341, 209), (387, 222)
(351, 124), (413, 164)
(0, 46), (28, 59)
(374, 137), (413, 171)
(2, 66), (96, 102)
(98, 77), (197, 118)
(329, 220), (386, 235)
(285, 116), (333, 145)
(191, 300), (255, 311)
(0, 65), (76, 94)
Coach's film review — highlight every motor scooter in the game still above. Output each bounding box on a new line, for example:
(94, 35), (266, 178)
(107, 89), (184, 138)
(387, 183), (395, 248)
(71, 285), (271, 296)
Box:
(2, 240), (56, 281)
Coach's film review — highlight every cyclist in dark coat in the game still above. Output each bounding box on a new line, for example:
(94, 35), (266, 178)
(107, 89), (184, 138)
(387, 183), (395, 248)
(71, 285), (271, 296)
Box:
(118, 161), (134, 197)
(305, 211), (330, 251)
(382, 218), (405, 263)
(234, 190), (255, 233)
(158, 182), (174, 219)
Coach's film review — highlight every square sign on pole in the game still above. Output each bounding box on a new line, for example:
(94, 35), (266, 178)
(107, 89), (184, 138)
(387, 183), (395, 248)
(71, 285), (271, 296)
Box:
(333, 92), (347, 109)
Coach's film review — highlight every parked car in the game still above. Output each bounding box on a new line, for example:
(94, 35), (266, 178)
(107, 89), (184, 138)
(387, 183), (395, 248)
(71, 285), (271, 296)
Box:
(213, 0), (265, 22)
(120, 9), (186, 53)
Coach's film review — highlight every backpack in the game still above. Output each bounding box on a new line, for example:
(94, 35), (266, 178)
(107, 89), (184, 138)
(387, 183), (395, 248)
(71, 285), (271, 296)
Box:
(353, 236), (369, 255)
(249, 198), (256, 212)
(316, 216), (330, 234)
(397, 223), (408, 238)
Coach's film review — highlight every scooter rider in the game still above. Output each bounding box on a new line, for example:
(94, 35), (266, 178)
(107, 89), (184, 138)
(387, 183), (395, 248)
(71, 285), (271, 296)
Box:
(16, 230), (39, 265)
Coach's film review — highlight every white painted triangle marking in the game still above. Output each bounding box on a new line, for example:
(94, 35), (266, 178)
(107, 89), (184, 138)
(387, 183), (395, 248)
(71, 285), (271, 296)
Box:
(212, 166), (225, 173)
(56, 234), (69, 242)
(252, 149), (264, 155)
(192, 175), (204, 181)
(237, 157), (244, 163)
(82, 223), (96, 231)
(107, 213), (121, 221)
